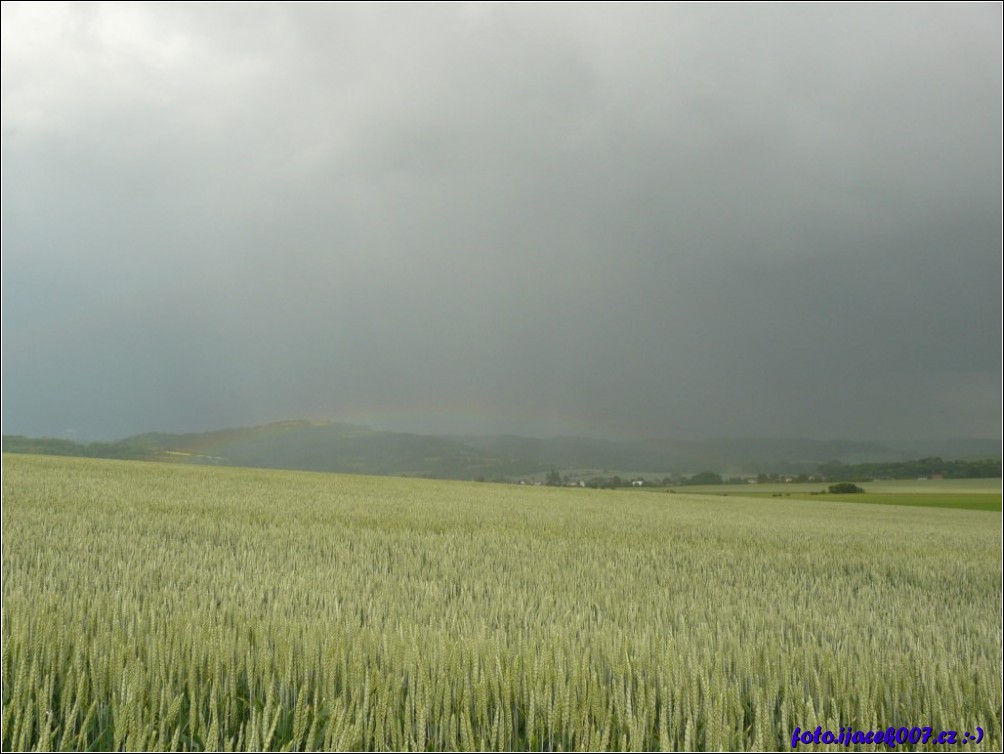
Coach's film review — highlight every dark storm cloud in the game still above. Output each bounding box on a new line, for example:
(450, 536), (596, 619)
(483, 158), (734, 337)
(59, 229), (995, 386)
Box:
(2, 2), (1000, 441)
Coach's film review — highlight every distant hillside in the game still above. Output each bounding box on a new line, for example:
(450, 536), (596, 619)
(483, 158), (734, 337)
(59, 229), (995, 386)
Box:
(3, 422), (999, 481)
(629, 437), (906, 475)
(116, 421), (546, 479)
(0, 435), (149, 461)
(451, 435), (673, 473)
(451, 435), (999, 476)
(887, 438), (1003, 460)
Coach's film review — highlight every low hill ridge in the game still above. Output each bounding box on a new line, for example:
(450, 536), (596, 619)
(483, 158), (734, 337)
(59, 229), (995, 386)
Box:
(3, 423), (999, 481)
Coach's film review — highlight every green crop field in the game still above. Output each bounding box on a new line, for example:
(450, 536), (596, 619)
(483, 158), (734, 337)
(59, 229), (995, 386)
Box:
(2, 454), (1001, 751)
(666, 479), (1002, 512)
(795, 493), (1000, 511)
(687, 492), (1000, 512)
(668, 479), (1002, 495)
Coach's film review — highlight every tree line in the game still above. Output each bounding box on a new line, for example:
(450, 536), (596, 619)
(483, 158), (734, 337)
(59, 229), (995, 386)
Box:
(1, 436), (150, 460)
(4, 436), (999, 484)
(817, 457), (1000, 481)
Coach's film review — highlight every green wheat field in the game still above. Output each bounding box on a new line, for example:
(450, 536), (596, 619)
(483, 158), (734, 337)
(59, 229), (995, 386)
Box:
(2, 454), (1001, 751)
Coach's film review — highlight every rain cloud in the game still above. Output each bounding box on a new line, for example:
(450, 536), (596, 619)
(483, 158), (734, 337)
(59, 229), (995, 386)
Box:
(2, 2), (1000, 441)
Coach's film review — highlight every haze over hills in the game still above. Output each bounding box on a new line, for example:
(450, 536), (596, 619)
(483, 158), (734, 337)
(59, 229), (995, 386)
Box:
(3, 420), (999, 481)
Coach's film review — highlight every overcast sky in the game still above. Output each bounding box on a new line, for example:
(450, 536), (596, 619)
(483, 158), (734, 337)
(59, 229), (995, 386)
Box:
(2, 2), (1001, 441)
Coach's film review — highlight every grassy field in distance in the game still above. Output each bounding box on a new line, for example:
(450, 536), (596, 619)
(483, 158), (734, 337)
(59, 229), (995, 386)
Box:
(3, 454), (1001, 751)
(662, 478), (1002, 512)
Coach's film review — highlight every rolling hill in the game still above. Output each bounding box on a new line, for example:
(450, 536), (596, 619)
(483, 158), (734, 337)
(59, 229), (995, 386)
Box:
(3, 421), (999, 481)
